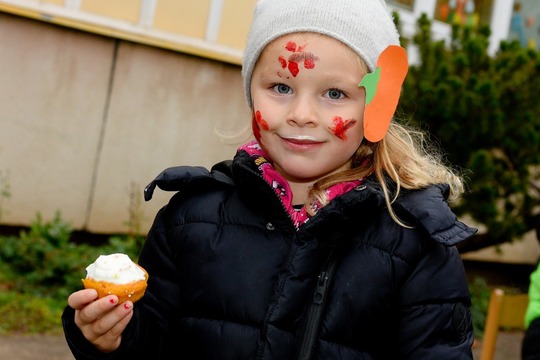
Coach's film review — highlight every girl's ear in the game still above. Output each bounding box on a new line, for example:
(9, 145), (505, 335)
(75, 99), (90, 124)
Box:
(359, 45), (408, 142)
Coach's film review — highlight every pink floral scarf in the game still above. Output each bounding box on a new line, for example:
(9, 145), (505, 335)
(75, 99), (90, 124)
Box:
(239, 140), (363, 229)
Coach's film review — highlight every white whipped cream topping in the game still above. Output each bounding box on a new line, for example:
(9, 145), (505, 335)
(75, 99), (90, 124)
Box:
(85, 253), (145, 284)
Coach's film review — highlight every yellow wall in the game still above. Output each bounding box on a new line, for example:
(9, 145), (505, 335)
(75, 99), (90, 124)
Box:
(42, 0), (63, 5)
(0, 0), (253, 64)
(154, 1), (211, 38)
(219, 0), (257, 48)
(81, 0), (141, 23)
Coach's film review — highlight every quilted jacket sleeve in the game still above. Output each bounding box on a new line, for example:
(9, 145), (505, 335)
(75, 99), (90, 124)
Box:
(391, 185), (475, 359)
(396, 244), (474, 359)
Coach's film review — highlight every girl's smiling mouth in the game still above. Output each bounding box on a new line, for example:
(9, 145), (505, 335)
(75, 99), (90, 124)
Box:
(280, 135), (325, 149)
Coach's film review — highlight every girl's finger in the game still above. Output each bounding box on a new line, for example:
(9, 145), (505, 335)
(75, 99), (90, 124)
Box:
(67, 289), (98, 310)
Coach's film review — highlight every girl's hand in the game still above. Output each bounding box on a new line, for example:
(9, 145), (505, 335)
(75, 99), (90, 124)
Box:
(67, 289), (134, 353)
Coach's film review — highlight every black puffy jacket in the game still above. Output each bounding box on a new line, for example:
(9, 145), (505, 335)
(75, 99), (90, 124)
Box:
(63, 149), (477, 359)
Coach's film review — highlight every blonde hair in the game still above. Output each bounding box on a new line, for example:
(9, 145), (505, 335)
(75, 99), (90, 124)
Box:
(306, 120), (465, 226)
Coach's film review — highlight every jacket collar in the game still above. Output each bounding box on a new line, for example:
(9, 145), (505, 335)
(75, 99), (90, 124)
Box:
(144, 151), (476, 247)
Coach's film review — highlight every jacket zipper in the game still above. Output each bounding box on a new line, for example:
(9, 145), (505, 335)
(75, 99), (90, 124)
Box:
(296, 252), (338, 360)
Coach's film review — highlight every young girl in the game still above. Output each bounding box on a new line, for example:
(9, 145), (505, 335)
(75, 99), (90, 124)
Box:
(62, 0), (477, 358)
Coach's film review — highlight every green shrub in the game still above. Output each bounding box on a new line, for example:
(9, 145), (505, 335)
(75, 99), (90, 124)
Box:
(399, 14), (540, 249)
(0, 292), (64, 335)
(469, 276), (491, 339)
(0, 211), (144, 334)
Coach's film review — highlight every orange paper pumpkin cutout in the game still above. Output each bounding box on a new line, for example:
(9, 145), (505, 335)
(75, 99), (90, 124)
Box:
(359, 45), (408, 142)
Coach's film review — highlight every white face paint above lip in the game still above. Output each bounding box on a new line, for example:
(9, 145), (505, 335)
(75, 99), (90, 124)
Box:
(281, 135), (319, 141)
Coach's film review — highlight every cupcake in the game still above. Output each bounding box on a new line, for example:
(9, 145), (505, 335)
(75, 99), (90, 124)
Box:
(82, 253), (148, 303)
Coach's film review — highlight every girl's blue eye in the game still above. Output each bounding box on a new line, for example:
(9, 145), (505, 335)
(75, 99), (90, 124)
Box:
(274, 84), (291, 94)
(327, 89), (344, 100)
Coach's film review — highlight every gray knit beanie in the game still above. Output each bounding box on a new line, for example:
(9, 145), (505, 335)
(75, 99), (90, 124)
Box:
(242, 0), (401, 107)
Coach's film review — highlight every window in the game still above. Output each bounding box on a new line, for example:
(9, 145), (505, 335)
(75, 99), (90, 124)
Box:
(386, 0), (414, 10)
(509, 1), (540, 49)
(435, 0), (494, 27)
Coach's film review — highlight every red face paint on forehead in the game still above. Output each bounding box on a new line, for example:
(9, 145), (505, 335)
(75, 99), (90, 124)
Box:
(278, 57), (287, 69)
(328, 116), (357, 140)
(288, 61), (300, 77)
(285, 41), (307, 53)
(304, 53), (316, 69)
(285, 41), (297, 52)
(276, 41), (319, 78)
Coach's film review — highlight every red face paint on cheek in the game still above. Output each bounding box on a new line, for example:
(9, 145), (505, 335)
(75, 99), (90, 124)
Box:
(252, 111), (269, 142)
(328, 116), (357, 140)
(252, 117), (261, 142)
(255, 110), (269, 130)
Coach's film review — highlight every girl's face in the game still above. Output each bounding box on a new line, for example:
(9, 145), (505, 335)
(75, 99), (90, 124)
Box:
(250, 33), (367, 185)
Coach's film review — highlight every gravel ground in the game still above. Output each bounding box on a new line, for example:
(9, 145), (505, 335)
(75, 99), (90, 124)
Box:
(0, 334), (74, 360)
(472, 331), (524, 360)
(0, 331), (524, 359)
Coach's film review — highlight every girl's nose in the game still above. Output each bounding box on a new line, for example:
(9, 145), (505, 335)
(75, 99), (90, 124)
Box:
(287, 95), (318, 127)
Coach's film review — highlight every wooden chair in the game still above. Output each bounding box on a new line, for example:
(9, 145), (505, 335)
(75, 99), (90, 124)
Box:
(479, 288), (529, 360)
